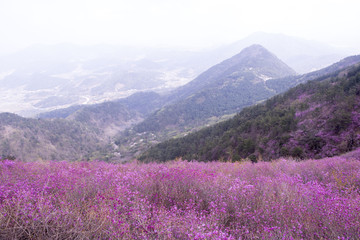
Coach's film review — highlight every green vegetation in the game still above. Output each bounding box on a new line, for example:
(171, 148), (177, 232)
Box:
(140, 64), (360, 162)
(133, 45), (296, 135)
(0, 113), (108, 161)
(119, 54), (360, 162)
(2, 50), (360, 162)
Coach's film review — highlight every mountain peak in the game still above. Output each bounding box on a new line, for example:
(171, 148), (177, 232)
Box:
(221, 44), (296, 77)
(230, 44), (279, 63)
(241, 44), (271, 55)
(171, 44), (296, 102)
(242, 44), (268, 52)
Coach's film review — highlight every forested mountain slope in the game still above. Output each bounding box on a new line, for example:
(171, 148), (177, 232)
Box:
(140, 63), (360, 162)
(2, 49), (359, 162)
(117, 52), (360, 161)
(0, 113), (108, 161)
(38, 92), (165, 137)
(133, 45), (296, 134)
(266, 55), (360, 93)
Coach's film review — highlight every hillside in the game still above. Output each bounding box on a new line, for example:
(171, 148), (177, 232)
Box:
(170, 44), (296, 101)
(133, 45), (296, 134)
(0, 91), (167, 162)
(266, 55), (360, 93)
(140, 63), (360, 162)
(4, 52), (360, 162)
(38, 91), (164, 137)
(133, 51), (360, 138)
(0, 113), (109, 161)
(117, 52), (360, 160)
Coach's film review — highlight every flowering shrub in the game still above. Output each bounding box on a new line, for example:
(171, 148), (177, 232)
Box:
(1, 154), (360, 239)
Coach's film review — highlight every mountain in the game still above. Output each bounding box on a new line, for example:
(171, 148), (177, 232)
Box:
(1, 39), (358, 162)
(0, 91), (166, 162)
(37, 91), (164, 120)
(0, 113), (108, 161)
(140, 62), (360, 162)
(38, 91), (164, 138)
(116, 50), (360, 161)
(210, 32), (355, 73)
(25, 50), (360, 162)
(265, 55), (360, 93)
(170, 44), (296, 100)
(133, 45), (296, 134)
(112, 45), (297, 159)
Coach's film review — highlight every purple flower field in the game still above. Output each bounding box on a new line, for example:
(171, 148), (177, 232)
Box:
(1, 152), (360, 239)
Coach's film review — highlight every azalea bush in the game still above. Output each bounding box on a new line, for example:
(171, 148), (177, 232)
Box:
(1, 154), (360, 239)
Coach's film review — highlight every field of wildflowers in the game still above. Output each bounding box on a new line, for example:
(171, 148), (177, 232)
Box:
(1, 152), (360, 239)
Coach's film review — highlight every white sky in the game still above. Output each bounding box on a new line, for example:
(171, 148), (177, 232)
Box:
(0, 0), (359, 55)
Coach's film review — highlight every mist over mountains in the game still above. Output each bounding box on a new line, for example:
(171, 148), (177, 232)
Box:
(0, 32), (354, 117)
(0, 44), (199, 116)
(0, 31), (359, 162)
(213, 32), (354, 73)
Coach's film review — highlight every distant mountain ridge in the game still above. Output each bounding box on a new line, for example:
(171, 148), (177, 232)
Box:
(0, 44), (199, 116)
(37, 91), (164, 119)
(38, 92), (164, 138)
(265, 55), (360, 93)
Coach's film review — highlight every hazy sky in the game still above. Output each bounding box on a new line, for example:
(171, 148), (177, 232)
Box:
(0, 0), (359, 55)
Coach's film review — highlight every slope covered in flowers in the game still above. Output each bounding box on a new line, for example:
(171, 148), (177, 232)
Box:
(1, 153), (360, 239)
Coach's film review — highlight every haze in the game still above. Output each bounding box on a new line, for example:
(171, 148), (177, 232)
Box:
(1, 0), (360, 55)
